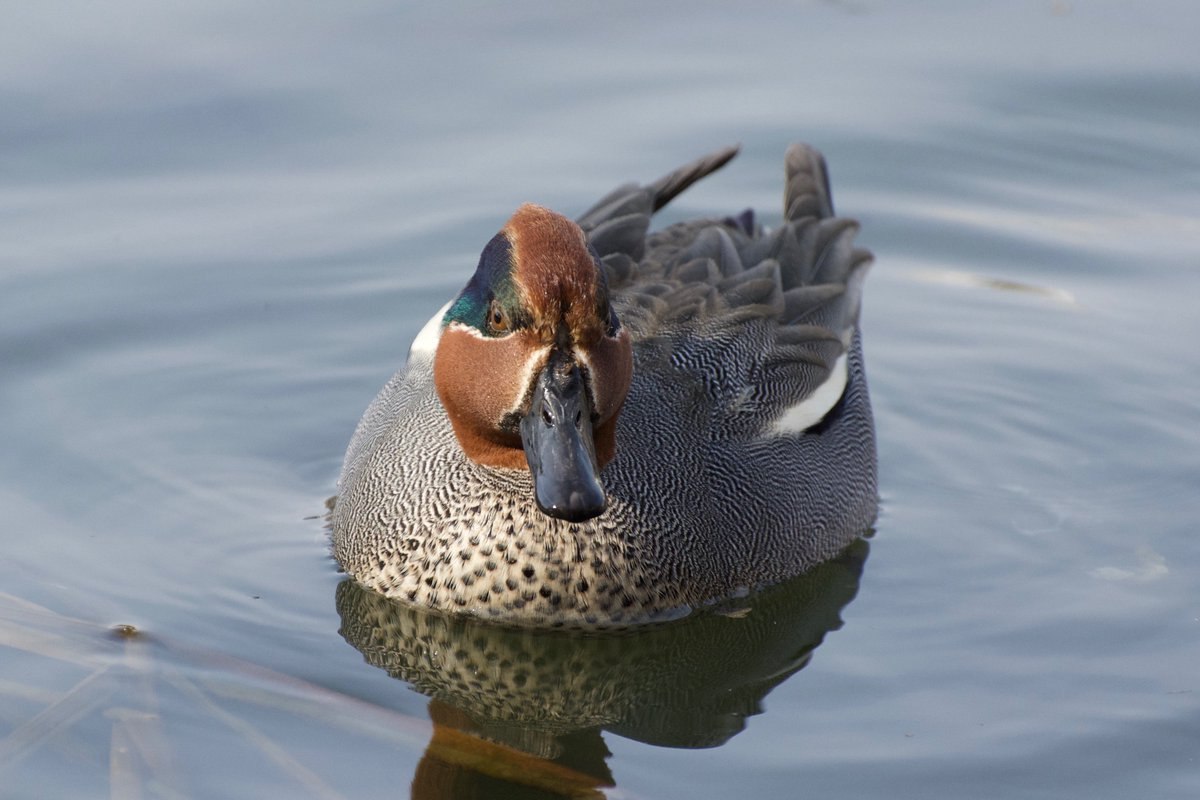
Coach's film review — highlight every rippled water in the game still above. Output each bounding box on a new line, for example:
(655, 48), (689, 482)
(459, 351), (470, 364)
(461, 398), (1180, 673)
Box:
(3, 1), (1198, 797)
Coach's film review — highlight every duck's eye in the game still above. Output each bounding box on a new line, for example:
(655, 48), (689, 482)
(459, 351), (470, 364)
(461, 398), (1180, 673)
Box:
(604, 303), (620, 337)
(487, 298), (510, 334)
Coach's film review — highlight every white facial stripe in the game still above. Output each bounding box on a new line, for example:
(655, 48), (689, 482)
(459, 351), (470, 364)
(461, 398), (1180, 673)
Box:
(573, 330), (625, 386)
(772, 354), (848, 434)
(506, 347), (550, 417)
(571, 346), (599, 411)
(441, 320), (523, 342)
(573, 346), (593, 374)
(409, 301), (453, 360)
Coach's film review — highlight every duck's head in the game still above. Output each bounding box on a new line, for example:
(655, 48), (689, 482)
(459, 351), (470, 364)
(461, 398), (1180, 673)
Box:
(433, 204), (633, 522)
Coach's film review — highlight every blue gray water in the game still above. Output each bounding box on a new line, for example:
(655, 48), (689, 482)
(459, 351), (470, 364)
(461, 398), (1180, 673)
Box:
(3, 1), (1198, 797)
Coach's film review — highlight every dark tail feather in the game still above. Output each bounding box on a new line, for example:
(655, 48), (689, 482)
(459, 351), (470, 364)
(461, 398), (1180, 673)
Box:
(784, 143), (835, 220)
(649, 144), (740, 213)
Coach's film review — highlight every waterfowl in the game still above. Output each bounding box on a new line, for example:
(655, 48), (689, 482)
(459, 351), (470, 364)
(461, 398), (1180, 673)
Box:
(333, 143), (877, 628)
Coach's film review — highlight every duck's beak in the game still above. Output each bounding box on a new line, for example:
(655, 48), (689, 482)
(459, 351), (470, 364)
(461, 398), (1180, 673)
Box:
(520, 352), (606, 522)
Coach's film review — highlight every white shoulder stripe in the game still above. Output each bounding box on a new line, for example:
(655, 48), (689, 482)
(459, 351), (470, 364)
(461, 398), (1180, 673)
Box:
(409, 300), (453, 360)
(771, 354), (848, 434)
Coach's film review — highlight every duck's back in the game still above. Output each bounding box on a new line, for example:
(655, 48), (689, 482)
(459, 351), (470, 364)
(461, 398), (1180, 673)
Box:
(333, 144), (877, 627)
(579, 143), (876, 593)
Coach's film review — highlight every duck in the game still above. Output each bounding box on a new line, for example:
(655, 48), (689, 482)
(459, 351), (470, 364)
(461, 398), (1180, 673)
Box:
(332, 143), (877, 628)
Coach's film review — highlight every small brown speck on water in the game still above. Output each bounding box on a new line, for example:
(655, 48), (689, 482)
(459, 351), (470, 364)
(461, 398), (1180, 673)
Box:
(111, 624), (140, 639)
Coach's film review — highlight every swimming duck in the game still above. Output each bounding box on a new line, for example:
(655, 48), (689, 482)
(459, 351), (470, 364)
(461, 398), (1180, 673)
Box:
(333, 143), (877, 628)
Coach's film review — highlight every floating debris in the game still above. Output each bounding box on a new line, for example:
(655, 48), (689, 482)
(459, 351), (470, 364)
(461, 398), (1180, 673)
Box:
(910, 268), (1077, 306)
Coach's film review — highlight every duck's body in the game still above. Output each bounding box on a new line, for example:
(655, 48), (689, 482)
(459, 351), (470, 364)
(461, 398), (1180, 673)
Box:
(333, 144), (877, 628)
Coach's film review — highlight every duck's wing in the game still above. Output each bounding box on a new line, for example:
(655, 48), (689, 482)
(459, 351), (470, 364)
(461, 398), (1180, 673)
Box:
(584, 143), (872, 436)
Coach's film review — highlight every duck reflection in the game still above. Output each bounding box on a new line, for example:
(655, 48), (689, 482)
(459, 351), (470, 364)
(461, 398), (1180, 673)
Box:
(335, 538), (868, 799)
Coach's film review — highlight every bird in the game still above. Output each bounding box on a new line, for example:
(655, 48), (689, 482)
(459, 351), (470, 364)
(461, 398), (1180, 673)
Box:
(332, 143), (877, 628)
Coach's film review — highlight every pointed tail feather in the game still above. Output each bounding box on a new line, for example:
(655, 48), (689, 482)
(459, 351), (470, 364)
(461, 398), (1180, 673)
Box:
(649, 144), (740, 213)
